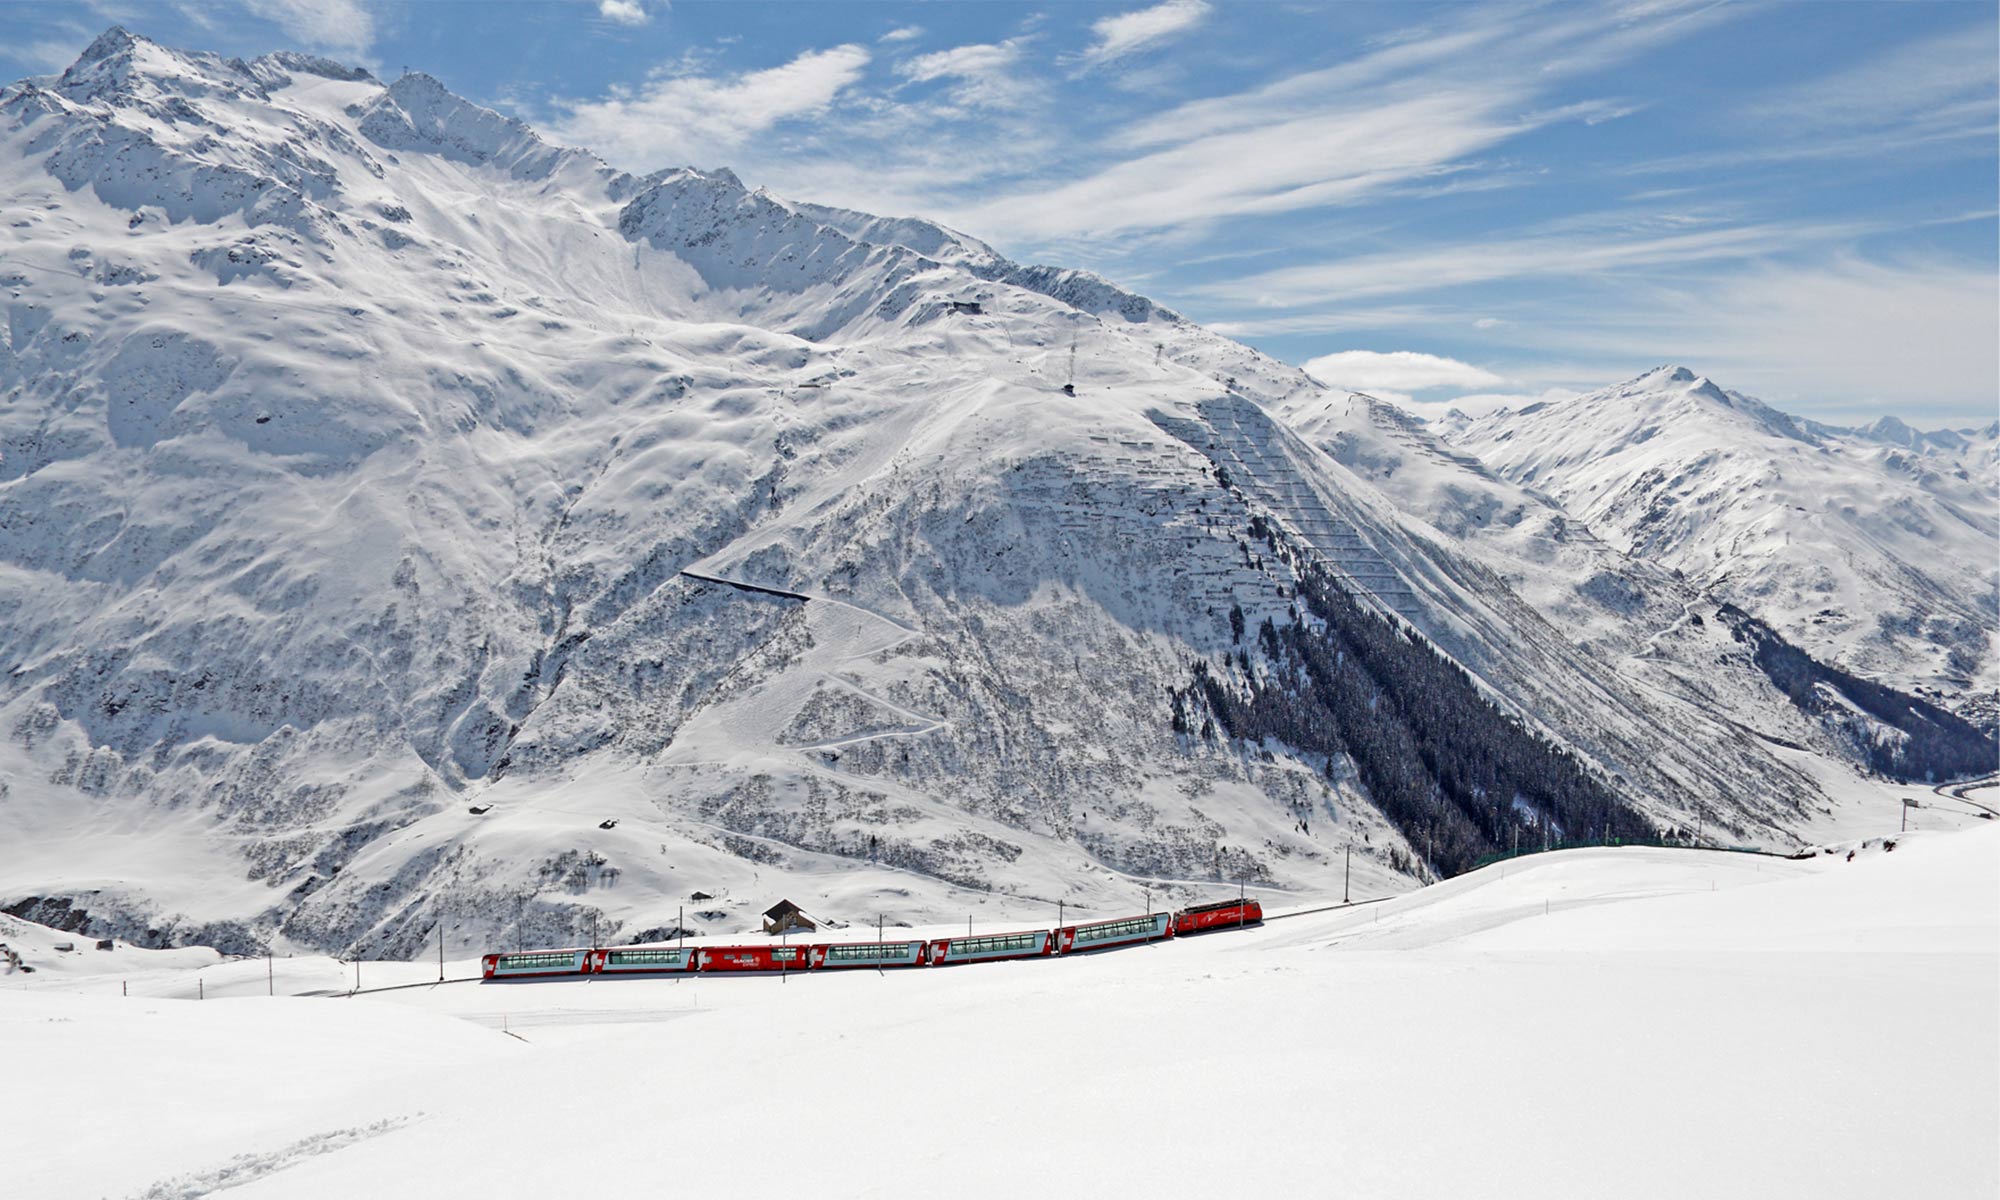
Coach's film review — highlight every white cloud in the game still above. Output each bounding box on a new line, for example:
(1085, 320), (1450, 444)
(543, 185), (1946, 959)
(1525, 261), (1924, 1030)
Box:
(1081, 0), (1211, 66)
(959, 89), (1525, 242)
(879, 25), (922, 44)
(1, 36), (91, 72)
(959, 1), (1734, 244)
(1600, 257), (2000, 421)
(1762, 26), (1997, 141)
(1191, 217), (1865, 308)
(896, 39), (1031, 109)
(1302, 350), (1505, 397)
(899, 41), (1018, 83)
(1275, 257), (1999, 424)
(242, 0), (374, 56)
(548, 44), (871, 171)
(598, 0), (650, 27)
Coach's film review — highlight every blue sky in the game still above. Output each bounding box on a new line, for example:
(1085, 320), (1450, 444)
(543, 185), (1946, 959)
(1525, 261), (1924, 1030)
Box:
(6, 1), (1996, 424)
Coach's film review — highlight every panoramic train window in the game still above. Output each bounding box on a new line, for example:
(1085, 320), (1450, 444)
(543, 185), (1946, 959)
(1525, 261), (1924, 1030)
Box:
(610, 949), (684, 965)
(499, 953), (574, 969)
(828, 943), (911, 961)
(1077, 916), (1157, 941)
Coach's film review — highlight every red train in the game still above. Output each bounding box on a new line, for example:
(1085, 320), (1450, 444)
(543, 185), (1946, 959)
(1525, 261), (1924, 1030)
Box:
(480, 897), (1262, 981)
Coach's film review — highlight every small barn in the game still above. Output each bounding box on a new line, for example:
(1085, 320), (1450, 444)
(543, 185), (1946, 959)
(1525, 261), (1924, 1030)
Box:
(761, 899), (816, 936)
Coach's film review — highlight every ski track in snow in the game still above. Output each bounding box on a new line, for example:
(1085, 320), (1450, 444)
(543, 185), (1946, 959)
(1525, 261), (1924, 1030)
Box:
(128, 1118), (414, 1200)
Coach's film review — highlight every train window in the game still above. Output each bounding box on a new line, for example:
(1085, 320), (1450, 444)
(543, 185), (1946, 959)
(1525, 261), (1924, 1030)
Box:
(1076, 916), (1157, 942)
(499, 952), (575, 969)
(954, 933), (1038, 954)
(609, 949), (684, 966)
(827, 944), (912, 961)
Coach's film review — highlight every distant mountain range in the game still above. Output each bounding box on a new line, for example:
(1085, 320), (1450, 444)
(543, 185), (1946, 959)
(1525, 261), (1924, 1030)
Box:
(0, 29), (1989, 959)
(1436, 366), (1997, 708)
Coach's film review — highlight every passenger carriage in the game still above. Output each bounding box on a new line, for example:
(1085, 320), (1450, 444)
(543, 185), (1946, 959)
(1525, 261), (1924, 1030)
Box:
(812, 940), (928, 968)
(481, 949), (593, 979)
(593, 946), (699, 974)
(926, 928), (1055, 966)
(697, 944), (811, 972)
(1058, 911), (1172, 954)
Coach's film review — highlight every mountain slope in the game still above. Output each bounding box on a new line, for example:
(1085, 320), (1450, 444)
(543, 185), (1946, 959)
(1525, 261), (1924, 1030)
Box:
(1437, 367), (1999, 711)
(0, 30), (1911, 958)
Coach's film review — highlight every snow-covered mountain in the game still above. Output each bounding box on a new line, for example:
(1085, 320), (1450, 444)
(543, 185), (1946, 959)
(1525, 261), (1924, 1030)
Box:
(1437, 367), (1999, 713)
(0, 30), (1967, 959)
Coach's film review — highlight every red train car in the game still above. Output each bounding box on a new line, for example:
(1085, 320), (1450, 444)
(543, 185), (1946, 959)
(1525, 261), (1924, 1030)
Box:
(1172, 897), (1263, 935)
(1058, 911), (1172, 954)
(926, 928), (1055, 966)
(481, 949), (594, 979)
(697, 944), (812, 973)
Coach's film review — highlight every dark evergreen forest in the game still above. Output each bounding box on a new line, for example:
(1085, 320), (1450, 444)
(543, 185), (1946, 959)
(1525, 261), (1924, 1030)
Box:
(1715, 604), (1996, 782)
(1173, 557), (1655, 879)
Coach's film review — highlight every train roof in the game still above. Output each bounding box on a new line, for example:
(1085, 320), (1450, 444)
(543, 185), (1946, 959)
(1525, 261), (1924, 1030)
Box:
(1177, 898), (1260, 915)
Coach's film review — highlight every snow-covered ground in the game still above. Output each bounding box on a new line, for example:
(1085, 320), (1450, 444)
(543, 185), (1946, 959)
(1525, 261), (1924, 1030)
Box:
(7, 827), (1993, 1199)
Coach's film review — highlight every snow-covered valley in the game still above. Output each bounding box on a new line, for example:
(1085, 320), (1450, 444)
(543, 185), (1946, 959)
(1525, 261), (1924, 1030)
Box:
(0, 28), (1994, 969)
(4, 824), (1994, 1199)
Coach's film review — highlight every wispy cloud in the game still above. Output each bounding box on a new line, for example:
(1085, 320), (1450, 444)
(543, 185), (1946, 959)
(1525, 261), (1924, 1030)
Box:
(960, 1), (1735, 244)
(548, 44), (871, 171)
(241, 0), (374, 56)
(1761, 25), (1997, 143)
(1080, 0), (1211, 67)
(0, 36), (92, 72)
(879, 25), (922, 44)
(1191, 216), (1868, 308)
(1565, 257), (2000, 418)
(896, 38), (1032, 109)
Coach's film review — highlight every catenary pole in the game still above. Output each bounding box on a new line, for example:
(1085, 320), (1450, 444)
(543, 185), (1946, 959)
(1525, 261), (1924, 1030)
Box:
(1344, 844), (1351, 904)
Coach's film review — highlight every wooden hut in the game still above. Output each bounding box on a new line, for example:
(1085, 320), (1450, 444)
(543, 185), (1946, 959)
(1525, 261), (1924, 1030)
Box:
(761, 899), (816, 935)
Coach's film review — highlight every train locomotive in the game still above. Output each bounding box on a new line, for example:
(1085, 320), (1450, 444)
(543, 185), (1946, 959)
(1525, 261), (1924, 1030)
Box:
(480, 897), (1261, 981)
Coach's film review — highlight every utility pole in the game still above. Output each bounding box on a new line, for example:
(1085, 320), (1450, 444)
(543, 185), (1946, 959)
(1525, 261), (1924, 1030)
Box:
(438, 916), (446, 983)
(268, 953), (274, 997)
(877, 913), (884, 977)
(1343, 845), (1351, 904)
(678, 905), (685, 955)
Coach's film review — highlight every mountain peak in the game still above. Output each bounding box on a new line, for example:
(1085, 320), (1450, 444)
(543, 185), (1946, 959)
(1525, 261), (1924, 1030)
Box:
(352, 71), (579, 181)
(74, 24), (143, 66)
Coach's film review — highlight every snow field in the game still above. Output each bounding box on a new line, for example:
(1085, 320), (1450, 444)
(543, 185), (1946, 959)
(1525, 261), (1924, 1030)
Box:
(6, 829), (1993, 1199)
